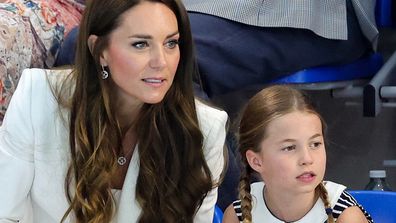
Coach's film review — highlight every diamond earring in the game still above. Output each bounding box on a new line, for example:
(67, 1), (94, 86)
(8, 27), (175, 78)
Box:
(101, 65), (109, 80)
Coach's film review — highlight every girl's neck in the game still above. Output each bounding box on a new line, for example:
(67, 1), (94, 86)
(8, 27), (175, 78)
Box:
(263, 186), (318, 222)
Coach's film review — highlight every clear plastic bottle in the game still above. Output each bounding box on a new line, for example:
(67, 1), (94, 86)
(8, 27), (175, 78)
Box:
(364, 170), (392, 191)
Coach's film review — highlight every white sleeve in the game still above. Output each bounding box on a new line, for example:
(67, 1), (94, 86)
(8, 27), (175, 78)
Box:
(0, 69), (36, 222)
(194, 109), (228, 222)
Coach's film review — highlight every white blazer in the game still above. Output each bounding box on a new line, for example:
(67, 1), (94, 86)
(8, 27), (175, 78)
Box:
(0, 68), (228, 223)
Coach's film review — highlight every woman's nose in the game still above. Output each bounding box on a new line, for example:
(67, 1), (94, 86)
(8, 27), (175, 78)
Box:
(149, 47), (167, 70)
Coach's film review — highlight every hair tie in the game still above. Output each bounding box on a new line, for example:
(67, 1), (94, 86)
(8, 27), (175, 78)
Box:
(325, 208), (333, 215)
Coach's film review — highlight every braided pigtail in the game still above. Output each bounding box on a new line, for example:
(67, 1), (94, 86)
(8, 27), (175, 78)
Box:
(317, 182), (335, 223)
(238, 160), (253, 223)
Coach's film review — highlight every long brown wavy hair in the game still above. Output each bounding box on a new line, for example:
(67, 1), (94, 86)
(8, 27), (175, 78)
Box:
(57, 0), (212, 222)
(237, 85), (334, 223)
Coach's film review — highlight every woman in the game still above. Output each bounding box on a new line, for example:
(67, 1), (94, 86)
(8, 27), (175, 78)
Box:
(0, 0), (227, 222)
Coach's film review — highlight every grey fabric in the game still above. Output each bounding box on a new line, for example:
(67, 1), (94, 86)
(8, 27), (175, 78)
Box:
(183, 0), (378, 49)
(350, 0), (379, 49)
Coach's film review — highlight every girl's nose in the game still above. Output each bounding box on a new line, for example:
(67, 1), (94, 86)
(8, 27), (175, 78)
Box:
(299, 148), (314, 166)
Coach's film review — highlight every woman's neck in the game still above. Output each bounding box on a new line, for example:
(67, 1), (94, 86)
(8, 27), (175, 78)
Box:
(115, 102), (142, 135)
(263, 186), (318, 222)
(111, 83), (144, 133)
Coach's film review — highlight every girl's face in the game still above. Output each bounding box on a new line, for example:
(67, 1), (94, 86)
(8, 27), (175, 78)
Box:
(99, 1), (180, 107)
(249, 111), (326, 196)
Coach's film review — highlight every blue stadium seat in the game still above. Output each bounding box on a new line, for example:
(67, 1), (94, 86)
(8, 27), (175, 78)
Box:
(376, 0), (393, 27)
(273, 0), (391, 93)
(363, 0), (396, 116)
(213, 204), (223, 223)
(272, 53), (383, 90)
(349, 190), (396, 223)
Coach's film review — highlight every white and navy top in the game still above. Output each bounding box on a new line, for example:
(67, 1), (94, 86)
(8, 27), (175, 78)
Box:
(232, 181), (374, 223)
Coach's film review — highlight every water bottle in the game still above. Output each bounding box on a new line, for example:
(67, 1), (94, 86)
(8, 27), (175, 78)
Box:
(364, 170), (392, 191)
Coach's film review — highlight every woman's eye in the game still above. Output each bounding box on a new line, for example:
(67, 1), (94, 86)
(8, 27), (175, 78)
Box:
(165, 39), (179, 49)
(282, 145), (296, 151)
(132, 41), (148, 49)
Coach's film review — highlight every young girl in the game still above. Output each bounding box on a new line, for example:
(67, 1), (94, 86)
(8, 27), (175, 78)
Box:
(223, 85), (373, 223)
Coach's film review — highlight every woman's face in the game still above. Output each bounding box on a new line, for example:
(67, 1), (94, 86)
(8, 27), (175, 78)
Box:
(252, 111), (326, 196)
(99, 1), (180, 107)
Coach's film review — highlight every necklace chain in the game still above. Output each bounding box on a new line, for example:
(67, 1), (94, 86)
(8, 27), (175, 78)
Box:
(118, 126), (136, 166)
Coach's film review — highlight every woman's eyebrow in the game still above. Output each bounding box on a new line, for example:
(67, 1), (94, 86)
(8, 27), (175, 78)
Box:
(128, 31), (179, 39)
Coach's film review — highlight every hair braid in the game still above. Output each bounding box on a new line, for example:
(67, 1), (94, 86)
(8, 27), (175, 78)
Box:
(317, 182), (335, 223)
(238, 160), (253, 223)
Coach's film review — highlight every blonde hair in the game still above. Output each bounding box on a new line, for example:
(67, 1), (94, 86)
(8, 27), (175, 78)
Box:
(237, 85), (333, 222)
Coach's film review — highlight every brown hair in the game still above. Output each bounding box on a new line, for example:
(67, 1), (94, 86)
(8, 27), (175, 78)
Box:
(237, 85), (334, 223)
(58, 0), (212, 222)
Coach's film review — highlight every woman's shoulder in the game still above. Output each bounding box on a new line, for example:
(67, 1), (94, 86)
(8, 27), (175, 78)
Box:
(23, 67), (72, 78)
(0, 68), (72, 160)
(18, 68), (73, 131)
(20, 68), (73, 90)
(195, 99), (228, 124)
(18, 68), (73, 107)
(195, 99), (228, 139)
(194, 99), (228, 184)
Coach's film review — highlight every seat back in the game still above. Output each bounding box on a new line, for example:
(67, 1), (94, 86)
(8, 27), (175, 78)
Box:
(272, 53), (383, 90)
(349, 190), (396, 223)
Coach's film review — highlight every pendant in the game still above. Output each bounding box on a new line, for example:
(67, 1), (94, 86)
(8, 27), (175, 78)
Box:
(117, 156), (127, 166)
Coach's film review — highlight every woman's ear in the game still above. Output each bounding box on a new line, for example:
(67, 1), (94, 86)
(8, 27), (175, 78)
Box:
(87, 35), (107, 66)
(246, 150), (263, 173)
(87, 35), (98, 55)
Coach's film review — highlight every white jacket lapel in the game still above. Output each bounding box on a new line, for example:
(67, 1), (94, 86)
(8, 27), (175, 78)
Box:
(115, 147), (141, 222)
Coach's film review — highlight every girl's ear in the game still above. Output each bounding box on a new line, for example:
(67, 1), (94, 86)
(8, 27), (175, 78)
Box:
(87, 35), (107, 66)
(245, 149), (263, 173)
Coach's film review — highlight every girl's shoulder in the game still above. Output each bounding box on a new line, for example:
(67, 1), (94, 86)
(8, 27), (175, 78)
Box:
(323, 181), (347, 207)
(324, 181), (374, 222)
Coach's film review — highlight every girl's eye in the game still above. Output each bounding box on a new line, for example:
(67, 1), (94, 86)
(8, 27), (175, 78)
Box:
(310, 142), (323, 149)
(281, 145), (296, 152)
(165, 39), (179, 49)
(132, 41), (148, 49)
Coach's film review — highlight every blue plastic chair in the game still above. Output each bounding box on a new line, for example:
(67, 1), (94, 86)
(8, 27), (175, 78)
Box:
(363, 0), (396, 116)
(273, 0), (390, 92)
(349, 190), (396, 223)
(213, 205), (224, 223)
(376, 0), (393, 27)
(272, 53), (383, 91)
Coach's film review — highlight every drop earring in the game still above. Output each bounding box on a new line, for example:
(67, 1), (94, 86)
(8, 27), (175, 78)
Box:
(101, 65), (109, 79)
